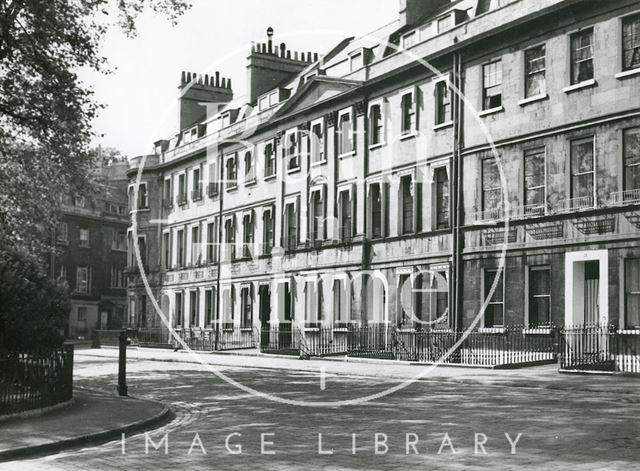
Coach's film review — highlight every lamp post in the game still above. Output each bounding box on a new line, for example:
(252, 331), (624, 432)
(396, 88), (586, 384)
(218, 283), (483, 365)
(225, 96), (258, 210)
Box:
(117, 329), (128, 396)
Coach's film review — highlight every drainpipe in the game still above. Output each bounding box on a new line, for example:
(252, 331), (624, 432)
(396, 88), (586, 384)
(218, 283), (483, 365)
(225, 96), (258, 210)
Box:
(214, 146), (224, 350)
(451, 51), (465, 332)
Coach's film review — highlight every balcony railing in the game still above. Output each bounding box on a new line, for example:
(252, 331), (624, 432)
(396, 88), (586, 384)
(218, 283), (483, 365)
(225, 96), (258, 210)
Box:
(509, 203), (546, 219)
(609, 188), (640, 206)
(162, 199), (174, 211)
(472, 207), (504, 223)
(191, 188), (203, 202)
(176, 193), (188, 206)
(207, 182), (219, 198)
(556, 195), (594, 213)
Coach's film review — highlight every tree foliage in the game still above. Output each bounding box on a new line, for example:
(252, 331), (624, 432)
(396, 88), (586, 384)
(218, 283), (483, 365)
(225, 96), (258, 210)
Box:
(0, 1), (190, 352)
(0, 0), (190, 252)
(0, 239), (70, 355)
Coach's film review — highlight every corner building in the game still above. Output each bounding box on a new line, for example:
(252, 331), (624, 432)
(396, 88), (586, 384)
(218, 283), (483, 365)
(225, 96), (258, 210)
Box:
(127, 0), (640, 358)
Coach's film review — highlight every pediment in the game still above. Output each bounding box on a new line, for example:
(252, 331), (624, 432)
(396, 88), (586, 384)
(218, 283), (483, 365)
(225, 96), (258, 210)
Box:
(274, 77), (361, 119)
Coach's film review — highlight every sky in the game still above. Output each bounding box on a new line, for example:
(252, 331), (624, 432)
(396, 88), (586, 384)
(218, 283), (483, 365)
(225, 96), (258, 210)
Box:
(84, 0), (399, 158)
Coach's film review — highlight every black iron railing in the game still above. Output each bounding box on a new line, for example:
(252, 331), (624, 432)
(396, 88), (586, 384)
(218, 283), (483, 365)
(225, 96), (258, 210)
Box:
(560, 324), (640, 374)
(256, 324), (558, 366)
(0, 345), (74, 416)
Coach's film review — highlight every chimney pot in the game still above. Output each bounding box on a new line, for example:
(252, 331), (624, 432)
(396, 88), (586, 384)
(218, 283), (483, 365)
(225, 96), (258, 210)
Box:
(221, 77), (227, 88)
(227, 78), (232, 89)
(181, 71), (186, 83)
(215, 71), (220, 87)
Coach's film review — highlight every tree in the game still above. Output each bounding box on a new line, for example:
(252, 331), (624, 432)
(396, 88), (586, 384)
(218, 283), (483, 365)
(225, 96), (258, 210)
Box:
(0, 1), (190, 353)
(0, 0), (190, 253)
(0, 239), (71, 355)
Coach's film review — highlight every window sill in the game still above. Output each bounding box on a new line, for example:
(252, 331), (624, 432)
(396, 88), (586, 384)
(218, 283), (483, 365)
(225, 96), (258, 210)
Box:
(304, 327), (320, 332)
(287, 166), (301, 174)
(338, 151), (356, 159)
(368, 142), (386, 150)
(523, 328), (553, 335)
(615, 68), (640, 80)
(562, 79), (597, 94)
(399, 131), (417, 141)
(433, 121), (453, 131)
(240, 328), (253, 332)
(518, 93), (548, 107)
(244, 178), (257, 187)
(478, 327), (505, 334)
(225, 185), (238, 192)
(478, 106), (504, 117)
(618, 329), (640, 335)
(264, 174), (277, 181)
(310, 159), (327, 168)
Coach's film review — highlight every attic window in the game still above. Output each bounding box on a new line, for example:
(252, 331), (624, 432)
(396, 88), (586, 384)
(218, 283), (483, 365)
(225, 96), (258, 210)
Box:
(437, 15), (452, 34)
(349, 51), (364, 72)
(402, 31), (416, 49)
(259, 96), (269, 111)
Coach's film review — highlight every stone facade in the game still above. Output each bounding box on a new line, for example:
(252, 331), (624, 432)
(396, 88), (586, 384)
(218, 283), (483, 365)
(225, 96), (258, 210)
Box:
(53, 160), (129, 339)
(127, 0), (640, 338)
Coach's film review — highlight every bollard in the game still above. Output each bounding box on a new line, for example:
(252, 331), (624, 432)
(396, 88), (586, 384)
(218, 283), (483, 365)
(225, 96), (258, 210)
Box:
(118, 330), (128, 396)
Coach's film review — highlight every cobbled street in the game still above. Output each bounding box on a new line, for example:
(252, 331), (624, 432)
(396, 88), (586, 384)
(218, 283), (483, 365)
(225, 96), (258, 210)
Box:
(2, 353), (639, 471)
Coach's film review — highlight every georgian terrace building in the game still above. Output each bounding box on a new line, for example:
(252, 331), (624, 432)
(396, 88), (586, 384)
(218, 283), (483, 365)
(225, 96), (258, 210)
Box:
(126, 0), (640, 350)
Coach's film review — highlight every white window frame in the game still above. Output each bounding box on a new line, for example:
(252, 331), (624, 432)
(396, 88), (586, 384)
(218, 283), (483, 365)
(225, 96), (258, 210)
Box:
(397, 168), (418, 235)
(524, 265), (552, 328)
(480, 267), (505, 331)
(368, 98), (387, 149)
(225, 154), (238, 191)
(399, 86), (418, 138)
(309, 183), (326, 243)
(284, 128), (301, 173)
(337, 107), (355, 158)
(337, 183), (356, 243)
(433, 75), (453, 128)
(79, 227), (90, 248)
(310, 117), (326, 166)
(367, 177), (388, 239)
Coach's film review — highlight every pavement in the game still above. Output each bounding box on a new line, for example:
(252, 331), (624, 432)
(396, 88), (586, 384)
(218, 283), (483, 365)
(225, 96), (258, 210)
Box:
(0, 388), (171, 463)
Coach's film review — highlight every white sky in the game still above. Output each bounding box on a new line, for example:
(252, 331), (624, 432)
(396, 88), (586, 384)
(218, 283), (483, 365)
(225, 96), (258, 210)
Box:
(85, 0), (399, 157)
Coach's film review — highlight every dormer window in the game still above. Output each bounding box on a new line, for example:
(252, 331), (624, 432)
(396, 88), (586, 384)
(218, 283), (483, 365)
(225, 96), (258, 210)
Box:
(349, 51), (363, 72)
(259, 96), (269, 111)
(437, 15), (452, 34)
(401, 31), (416, 49)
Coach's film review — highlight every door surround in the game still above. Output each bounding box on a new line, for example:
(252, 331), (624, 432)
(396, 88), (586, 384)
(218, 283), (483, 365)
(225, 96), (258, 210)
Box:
(564, 250), (608, 326)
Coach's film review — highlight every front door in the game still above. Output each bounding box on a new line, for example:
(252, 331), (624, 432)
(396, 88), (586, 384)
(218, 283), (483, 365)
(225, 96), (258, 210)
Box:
(259, 285), (271, 347)
(584, 261), (600, 326)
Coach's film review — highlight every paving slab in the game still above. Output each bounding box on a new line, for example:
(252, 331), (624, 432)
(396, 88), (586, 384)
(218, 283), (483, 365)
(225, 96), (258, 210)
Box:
(0, 388), (171, 462)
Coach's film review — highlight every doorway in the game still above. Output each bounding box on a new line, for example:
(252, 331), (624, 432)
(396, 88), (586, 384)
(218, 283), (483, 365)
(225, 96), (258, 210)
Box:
(259, 285), (271, 347)
(565, 250), (608, 327)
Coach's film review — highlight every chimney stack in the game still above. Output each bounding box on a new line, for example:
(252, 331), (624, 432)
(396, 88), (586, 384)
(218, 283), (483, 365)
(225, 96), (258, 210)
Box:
(246, 27), (319, 104)
(178, 70), (233, 130)
(399, 0), (450, 28)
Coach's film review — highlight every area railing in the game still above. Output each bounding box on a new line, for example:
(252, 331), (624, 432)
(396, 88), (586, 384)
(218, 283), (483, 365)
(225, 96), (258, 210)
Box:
(175, 327), (257, 351)
(560, 324), (640, 374)
(0, 345), (74, 416)
(256, 324), (558, 366)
